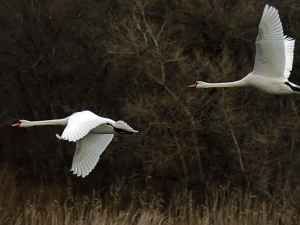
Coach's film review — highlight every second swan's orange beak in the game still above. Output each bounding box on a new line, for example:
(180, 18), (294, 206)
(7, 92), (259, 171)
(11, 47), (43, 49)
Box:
(12, 122), (20, 127)
(188, 83), (197, 88)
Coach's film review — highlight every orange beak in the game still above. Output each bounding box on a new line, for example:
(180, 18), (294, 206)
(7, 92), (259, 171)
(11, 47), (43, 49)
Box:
(188, 83), (197, 88)
(12, 122), (20, 127)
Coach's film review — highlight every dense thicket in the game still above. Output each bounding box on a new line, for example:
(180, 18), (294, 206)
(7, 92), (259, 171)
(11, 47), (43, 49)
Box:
(1, 0), (300, 208)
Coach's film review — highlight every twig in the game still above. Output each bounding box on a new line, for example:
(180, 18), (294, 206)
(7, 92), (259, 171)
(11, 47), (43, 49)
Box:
(146, 69), (204, 181)
(174, 135), (188, 182)
(221, 100), (250, 187)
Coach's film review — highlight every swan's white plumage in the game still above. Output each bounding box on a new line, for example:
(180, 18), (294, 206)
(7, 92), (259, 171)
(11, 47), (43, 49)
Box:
(114, 120), (139, 133)
(15, 110), (138, 178)
(58, 111), (113, 142)
(190, 4), (298, 95)
(71, 134), (114, 177)
(284, 36), (295, 78)
(253, 4), (285, 79)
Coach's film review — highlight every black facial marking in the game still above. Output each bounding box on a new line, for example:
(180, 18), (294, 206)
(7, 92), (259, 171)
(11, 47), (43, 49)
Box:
(284, 82), (300, 92)
(12, 120), (21, 127)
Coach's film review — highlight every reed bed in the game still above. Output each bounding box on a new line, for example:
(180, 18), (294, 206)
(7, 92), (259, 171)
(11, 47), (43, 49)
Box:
(0, 166), (299, 225)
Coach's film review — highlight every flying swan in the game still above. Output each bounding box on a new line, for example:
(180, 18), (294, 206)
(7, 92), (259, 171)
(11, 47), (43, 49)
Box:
(12, 110), (138, 178)
(188, 4), (298, 94)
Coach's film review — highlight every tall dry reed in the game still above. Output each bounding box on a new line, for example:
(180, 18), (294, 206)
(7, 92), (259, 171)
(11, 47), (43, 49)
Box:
(0, 165), (299, 225)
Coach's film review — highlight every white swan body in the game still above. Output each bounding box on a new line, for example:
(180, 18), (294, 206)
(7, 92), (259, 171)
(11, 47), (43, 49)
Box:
(189, 4), (298, 95)
(12, 110), (138, 178)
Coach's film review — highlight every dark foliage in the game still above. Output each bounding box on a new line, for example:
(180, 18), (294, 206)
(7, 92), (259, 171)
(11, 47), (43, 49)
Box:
(1, 0), (300, 207)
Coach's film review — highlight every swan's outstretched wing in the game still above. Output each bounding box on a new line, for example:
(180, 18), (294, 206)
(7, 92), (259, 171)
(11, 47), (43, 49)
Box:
(283, 36), (295, 78)
(253, 4), (286, 79)
(71, 134), (114, 178)
(56, 110), (114, 142)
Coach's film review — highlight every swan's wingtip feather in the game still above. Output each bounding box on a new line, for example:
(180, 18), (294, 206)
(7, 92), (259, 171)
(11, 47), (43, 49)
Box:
(56, 134), (63, 139)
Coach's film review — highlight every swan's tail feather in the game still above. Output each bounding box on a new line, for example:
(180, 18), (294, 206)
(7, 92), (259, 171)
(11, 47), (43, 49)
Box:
(113, 121), (138, 133)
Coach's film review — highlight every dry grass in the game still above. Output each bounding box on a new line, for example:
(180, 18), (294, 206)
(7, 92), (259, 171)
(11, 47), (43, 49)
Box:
(0, 165), (299, 225)
(2, 0), (300, 224)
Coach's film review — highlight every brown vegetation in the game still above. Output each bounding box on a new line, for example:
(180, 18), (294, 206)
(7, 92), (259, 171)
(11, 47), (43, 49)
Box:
(0, 166), (299, 224)
(1, 0), (300, 223)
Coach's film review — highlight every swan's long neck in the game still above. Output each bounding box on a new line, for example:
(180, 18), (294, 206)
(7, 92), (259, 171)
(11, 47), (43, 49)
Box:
(23, 118), (68, 127)
(198, 79), (246, 88)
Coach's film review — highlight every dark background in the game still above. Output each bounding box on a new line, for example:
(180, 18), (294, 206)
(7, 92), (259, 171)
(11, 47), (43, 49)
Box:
(1, 0), (300, 205)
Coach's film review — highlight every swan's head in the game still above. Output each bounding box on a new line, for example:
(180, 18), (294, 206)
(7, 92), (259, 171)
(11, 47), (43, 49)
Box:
(12, 120), (31, 128)
(188, 81), (207, 88)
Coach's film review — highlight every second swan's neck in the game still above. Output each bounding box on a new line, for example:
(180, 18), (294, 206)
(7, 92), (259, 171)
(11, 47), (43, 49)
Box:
(199, 79), (246, 88)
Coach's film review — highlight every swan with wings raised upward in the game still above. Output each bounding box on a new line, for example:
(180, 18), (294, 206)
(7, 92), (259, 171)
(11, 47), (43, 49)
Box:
(189, 4), (297, 94)
(12, 110), (138, 178)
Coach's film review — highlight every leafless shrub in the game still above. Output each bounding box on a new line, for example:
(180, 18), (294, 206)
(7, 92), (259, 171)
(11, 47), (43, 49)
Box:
(1, 0), (300, 214)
